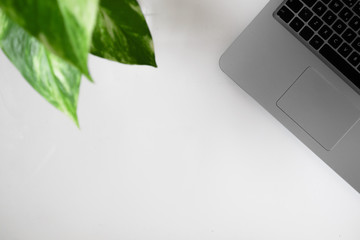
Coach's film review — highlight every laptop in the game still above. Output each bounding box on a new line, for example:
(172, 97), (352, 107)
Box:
(220, 0), (360, 193)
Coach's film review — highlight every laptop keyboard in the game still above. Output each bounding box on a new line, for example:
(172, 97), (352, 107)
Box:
(275, 0), (360, 91)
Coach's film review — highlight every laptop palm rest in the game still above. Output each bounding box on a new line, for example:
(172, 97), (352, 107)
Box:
(277, 67), (360, 151)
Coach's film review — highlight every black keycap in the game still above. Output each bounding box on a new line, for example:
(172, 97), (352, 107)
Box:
(329, 34), (343, 48)
(300, 26), (315, 40)
(354, 2), (360, 16)
(286, 0), (304, 13)
(343, 0), (357, 7)
(329, 0), (344, 13)
(352, 38), (360, 52)
(290, 17), (305, 32)
(302, 0), (317, 7)
(277, 6), (295, 23)
(332, 19), (347, 34)
(322, 11), (337, 25)
(309, 16), (324, 30)
(313, 1), (327, 16)
(299, 7), (313, 22)
(339, 43), (353, 57)
(342, 28), (357, 43)
(310, 35), (325, 49)
(339, 7), (354, 22)
(348, 52), (360, 66)
(319, 25), (333, 39)
(349, 16), (360, 31)
(320, 44), (360, 89)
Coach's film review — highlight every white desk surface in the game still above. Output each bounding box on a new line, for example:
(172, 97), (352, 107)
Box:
(0, 0), (360, 239)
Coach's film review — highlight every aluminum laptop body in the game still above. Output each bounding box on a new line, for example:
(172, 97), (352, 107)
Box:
(220, 0), (360, 193)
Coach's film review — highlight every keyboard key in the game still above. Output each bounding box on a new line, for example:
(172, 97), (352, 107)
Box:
(300, 26), (315, 40)
(277, 6), (295, 23)
(343, 0), (357, 7)
(332, 19), (347, 34)
(302, 0), (317, 7)
(349, 16), (360, 31)
(339, 43), (353, 57)
(339, 7), (354, 22)
(322, 10), (337, 25)
(342, 28), (357, 43)
(320, 44), (360, 89)
(309, 16), (324, 30)
(354, 2), (360, 16)
(352, 38), (360, 52)
(290, 17), (305, 32)
(313, 1), (327, 16)
(310, 35), (325, 49)
(299, 7), (313, 22)
(319, 25), (333, 39)
(348, 52), (360, 66)
(286, 0), (304, 13)
(329, 0), (344, 13)
(329, 34), (343, 48)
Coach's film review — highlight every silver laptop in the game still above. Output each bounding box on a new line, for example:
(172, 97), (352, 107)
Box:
(220, 0), (360, 193)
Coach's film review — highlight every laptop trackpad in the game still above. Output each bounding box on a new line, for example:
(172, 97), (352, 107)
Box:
(277, 67), (360, 151)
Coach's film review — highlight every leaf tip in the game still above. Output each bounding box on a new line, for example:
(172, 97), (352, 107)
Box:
(68, 111), (80, 129)
(149, 58), (158, 68)
(84, 72), (95, 83)
(74, 119), (81, 129)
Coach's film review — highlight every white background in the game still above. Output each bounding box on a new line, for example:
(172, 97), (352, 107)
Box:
(1, 0), (360, 239)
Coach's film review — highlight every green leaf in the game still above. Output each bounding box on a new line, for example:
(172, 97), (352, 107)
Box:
(0, 11), (82, 126)
(0, 0), (99, 80)
(91, 0), (157, 67)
